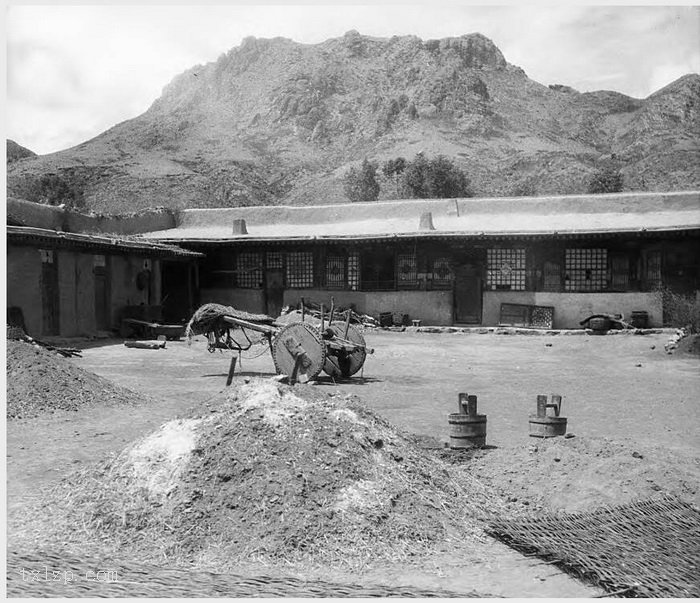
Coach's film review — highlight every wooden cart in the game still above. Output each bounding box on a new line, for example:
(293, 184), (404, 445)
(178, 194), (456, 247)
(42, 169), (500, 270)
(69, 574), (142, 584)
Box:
(189, 300), (373, 384)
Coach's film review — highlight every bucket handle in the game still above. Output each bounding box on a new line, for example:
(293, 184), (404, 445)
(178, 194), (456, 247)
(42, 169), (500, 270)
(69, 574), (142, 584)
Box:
(537, 394), (562, 417)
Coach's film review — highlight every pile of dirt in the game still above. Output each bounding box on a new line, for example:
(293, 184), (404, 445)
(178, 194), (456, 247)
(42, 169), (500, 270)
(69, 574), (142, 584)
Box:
(6, 340), (147, 419)
(467, 435), (700, 514)
(39, 379), (504, 571)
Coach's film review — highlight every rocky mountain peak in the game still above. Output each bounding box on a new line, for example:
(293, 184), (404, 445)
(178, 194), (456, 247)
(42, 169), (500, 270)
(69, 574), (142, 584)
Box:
(6, 32), (699, 213)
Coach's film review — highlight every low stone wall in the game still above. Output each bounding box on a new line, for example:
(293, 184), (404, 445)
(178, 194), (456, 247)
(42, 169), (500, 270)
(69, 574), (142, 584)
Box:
(482, 291), (663, 329)
(281, 289), (453, 325)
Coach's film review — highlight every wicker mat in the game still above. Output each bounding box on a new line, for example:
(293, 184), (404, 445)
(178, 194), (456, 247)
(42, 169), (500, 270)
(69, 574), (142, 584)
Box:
(487, 495), (700, 598)
(7, 550), (484, 598)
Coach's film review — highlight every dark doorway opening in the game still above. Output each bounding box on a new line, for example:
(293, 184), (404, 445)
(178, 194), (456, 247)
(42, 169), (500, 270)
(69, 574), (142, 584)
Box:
(454, 263), (482, 324)
(265, 268), (285, 318)
(162, 261), (195, 323)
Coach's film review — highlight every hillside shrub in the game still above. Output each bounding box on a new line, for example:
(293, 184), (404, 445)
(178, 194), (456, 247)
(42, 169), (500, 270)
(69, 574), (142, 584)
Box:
(587, 166), (624, 194)
(343, 159), (380, 203)
(13, 173), (85, 209)
(661, 287), (700, 332)
(402, 153), (472, 199)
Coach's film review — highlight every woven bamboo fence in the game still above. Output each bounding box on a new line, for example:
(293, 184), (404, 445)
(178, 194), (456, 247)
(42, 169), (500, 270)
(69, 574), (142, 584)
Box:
(487, 495), (700, 597)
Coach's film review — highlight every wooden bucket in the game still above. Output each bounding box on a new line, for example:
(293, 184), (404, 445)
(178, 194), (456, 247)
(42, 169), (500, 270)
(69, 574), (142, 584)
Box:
(448, 412), (487, 449)
(529, 415), (567, 438)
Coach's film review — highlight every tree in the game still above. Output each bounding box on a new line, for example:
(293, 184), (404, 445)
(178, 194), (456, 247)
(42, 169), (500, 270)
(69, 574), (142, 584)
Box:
(382, 157), (407, 198)
(17, 172), (85, 209)
(403, 153), (472, 198)
(587, 166), (624, 194)
(343, 158), (380, 202)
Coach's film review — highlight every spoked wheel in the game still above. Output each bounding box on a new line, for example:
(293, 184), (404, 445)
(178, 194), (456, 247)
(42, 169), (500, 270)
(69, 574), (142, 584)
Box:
(323, 322), (367, 378)
(272, 322), (326, 382)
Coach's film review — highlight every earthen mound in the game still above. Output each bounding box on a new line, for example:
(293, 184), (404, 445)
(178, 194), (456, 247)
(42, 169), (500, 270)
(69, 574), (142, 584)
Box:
(6, 340), (146, 419)
(51, 379), (502, 569)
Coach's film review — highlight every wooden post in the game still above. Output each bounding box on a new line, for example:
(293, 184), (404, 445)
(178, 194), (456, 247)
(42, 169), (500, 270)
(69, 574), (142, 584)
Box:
(320, 304), (325, 332)
(328, 297), (335, 325)
(537, 395), (548, 418)
(551, 394), (562, 417)
(458, 392), (469, 414)
(301, 297), (306, 322)
(226, 355), (238, 386)
(343, 308), (351, 338)
(467, 394), (478, 417)
(290, 354), (305, 384)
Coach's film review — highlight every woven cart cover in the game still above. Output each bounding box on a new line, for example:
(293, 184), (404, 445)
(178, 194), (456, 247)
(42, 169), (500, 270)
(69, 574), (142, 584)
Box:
(487, 495), (700, 597)
(323, 322), (367, 378)
(6, 550), (485, 598)
(185, 303), (274, 340)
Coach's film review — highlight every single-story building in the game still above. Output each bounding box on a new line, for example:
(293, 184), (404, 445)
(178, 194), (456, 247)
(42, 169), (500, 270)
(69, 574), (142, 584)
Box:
(140, 191), (700, 329)
(6, 199), (201, 337)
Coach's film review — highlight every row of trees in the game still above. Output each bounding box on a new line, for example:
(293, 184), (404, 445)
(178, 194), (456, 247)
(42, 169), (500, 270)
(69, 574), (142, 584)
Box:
(343, 153), (473, 203)
(343, 154), (624, 202)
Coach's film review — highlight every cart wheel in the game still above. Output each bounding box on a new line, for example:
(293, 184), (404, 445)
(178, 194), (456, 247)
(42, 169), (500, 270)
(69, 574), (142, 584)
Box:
(272, 322), (326, 382)
(323, 322), (367, 378)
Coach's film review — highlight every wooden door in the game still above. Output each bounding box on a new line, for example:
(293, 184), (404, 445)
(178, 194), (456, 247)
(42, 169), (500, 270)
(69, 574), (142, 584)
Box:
(40, 249), (60, 335)
(265, 268), (285, 318)
(94, 255), (110, 331)
(454, 264), (482, 324)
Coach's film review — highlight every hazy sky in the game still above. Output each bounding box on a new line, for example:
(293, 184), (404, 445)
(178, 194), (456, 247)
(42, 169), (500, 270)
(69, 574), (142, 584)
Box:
(5, 3), (700, 155)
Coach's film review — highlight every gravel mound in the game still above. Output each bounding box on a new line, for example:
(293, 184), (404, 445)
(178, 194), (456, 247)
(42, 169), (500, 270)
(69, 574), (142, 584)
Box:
(6, 340), (147, 419)
(43, 379), (504, 571)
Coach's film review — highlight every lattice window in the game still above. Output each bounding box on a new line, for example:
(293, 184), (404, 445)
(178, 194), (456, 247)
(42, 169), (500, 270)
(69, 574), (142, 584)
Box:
(543, 260), (562, 292)
(286, 251), (314, 288)
(487, 248), (526, 291)
(326, 254), (346, 289)
(564, 248), (607, 292)
(610, 254), (630, 291)
(39, 249), (55, 264)
(236, 252), (263, 288)
(432, 257), (453, 286)
(347, 251), (360, 291)
(646, 251), (662, 290)
(266, 252), (284, 269)
(397, 253), (418, 288)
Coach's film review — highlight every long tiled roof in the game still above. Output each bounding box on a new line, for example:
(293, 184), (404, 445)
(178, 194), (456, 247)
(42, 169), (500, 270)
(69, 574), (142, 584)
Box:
(140, 191), (700, 243)
(7, 226), (203, 257)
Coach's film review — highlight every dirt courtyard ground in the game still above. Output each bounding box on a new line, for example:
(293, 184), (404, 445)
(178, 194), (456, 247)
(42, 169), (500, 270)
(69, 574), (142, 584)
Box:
(7, 329), (700, 597)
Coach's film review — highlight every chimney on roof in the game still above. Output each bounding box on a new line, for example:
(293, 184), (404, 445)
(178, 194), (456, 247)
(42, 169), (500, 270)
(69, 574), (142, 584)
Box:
(232, 219), (248, 235)
(419, 211), (435, 231)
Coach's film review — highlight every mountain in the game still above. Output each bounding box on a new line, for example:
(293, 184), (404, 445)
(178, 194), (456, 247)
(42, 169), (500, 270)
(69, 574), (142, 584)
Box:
(6, 32), (700, 213)
(7, 140), (37, 163)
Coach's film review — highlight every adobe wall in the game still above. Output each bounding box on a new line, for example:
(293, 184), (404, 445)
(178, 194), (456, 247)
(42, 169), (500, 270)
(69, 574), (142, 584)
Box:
(68, 210), (176, 235)
(175, 191), (700, 230)
(482, 291), (664, 329)
(281, 289), (453, 325)
(176, 198), (460, 230)
(74, 254), (96, 335)
(7, 246), (43, 336)
(7, 197), (176, 234)
(110, 255), (155, 327)
(7, 243), (167, 337)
